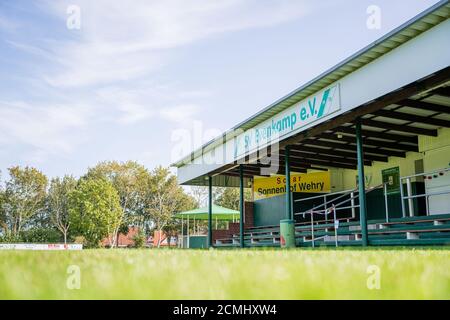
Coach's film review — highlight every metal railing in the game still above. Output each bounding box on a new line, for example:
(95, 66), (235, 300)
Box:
(293, 184), (385, 247)
(294, 188), (357, 221)
(281, 167), (450, 247)
(400, 167), (450, 218)
(294, 183), (385, 219)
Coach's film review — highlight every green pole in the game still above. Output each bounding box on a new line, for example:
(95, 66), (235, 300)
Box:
(285, 145), (292, 220)
(208, 176), (213, 248)
(280, 145), (296, 248)
(239, 165), (245, 248)
(356, 120), (369, 246)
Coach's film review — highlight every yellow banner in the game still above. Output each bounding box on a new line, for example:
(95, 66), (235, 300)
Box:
(253, 172), (331, 200)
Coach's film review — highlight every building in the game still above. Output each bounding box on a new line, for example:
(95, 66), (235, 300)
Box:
(102, 226), (141, 248)
(172, 1), (450, 248)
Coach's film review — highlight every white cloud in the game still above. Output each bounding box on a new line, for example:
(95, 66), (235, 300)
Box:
(43, 41), (166, 88)
(40, 0), (311, 88)
(0, 100), (91, 159)
(0, 14), (19, 32)
(94, 84), (208, 125)
(6, 0), (311, 126)
(5, 40), (55, 61)
(160, 104), (201, 124)
(95, 86), (155, 124)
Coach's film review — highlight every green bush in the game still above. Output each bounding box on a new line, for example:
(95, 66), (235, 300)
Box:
(73, 235), (87, 246)
(20, 228), (61, 243)
(0, 234), (23, 243)
(132, 232), (146, 248)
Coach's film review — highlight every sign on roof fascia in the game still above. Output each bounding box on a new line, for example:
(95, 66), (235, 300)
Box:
(233, 84), (341, 160)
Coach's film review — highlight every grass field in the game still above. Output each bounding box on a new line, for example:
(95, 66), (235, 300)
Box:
(1, 248), (449, 300)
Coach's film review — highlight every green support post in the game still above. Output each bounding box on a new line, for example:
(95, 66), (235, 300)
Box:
(356, 120), (369, 247)
(285, 145), (292, 220)
(208, 176), (213, 248)
(239, 165), (245, 248)
(281, 145), (296, 248)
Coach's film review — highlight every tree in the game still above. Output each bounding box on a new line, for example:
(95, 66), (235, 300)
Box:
(68, 178), (123, 248)
(189, 186), (224, 207)
(216, 187), (252, 211)
(0, 172), (6, 235)
(0, 199), (8, 239)
(189, 186), (208, 207)
(163, 219), (182, 247)
(144, 167), (195, 247)
(0, 166), (47, 237)
(48, 175), (77, 244)
(85, 161), (149, 235)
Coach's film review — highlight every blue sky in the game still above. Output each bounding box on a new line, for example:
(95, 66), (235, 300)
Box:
(0, 0), (440, 178)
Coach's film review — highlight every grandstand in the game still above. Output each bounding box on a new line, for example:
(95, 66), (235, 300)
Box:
(172, 1), (450, 248)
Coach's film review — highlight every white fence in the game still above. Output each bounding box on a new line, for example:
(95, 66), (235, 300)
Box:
(0, 243), (83, 251)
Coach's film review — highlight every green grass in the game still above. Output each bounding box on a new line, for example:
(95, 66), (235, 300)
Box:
(1, 248), (449, 299)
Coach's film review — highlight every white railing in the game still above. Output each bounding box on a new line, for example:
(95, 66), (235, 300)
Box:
(293, 184), (385, 247)
(294, 188), (357, 221)
(400, 167), (450, 217)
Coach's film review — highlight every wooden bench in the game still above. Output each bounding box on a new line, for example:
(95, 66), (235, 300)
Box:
(380, 215), (450, 228)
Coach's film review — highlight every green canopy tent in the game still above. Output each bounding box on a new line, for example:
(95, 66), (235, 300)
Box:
(175, 204), (240, 221)
(175, 205), (240, 248)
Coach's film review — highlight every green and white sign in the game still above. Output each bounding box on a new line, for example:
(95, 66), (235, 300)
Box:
(382, 167), (401, 195)
(234, 84), (341, 158)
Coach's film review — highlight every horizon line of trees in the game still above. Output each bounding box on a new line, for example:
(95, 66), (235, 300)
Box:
(0, 161), (196, 248)
(0, 161), (251, 248)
